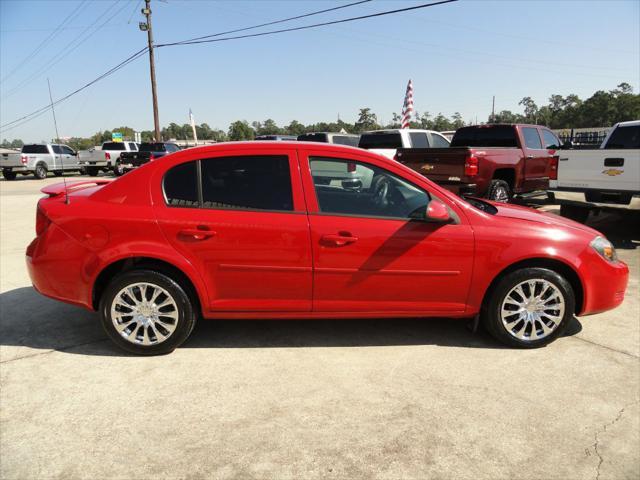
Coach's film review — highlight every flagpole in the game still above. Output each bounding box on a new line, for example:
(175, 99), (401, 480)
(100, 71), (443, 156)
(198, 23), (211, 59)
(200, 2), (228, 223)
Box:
(189, 109), (198, 146)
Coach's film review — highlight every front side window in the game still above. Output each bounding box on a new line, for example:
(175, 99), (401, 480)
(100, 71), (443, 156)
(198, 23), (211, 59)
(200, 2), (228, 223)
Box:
(429, 133), (450, 148)
(541, 129), (561, 149)
(51, 145), (63, 154)
(522, 127), (543, 149)
(201, 156), (293, 211)
(309, 157), (430, 219)
(62, 146), (75, 155)
(409, 132), (429, 148)
(163, 161), (199, 207)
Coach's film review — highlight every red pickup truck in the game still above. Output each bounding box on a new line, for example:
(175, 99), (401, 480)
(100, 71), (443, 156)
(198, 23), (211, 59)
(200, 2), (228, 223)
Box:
(394, 124), (560, 202)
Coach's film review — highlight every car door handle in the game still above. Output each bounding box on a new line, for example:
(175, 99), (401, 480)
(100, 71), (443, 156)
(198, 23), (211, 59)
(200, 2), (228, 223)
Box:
(178, 227), (216, 241)
(526, 155), (534, 159)
(321, 233), (358, 247)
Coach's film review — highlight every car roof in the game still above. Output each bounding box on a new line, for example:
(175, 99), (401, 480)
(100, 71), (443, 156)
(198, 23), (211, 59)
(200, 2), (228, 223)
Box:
(174, 140), (365, 154)
(615, 120), (640, 127)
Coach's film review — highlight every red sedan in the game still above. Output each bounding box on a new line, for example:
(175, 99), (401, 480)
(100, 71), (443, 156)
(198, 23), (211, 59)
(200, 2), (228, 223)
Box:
(26, 142), (628, 355)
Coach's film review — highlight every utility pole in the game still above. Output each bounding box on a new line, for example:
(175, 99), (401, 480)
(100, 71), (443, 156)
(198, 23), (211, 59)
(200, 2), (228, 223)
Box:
(140, 0), (161, 141)
(491, 95), (495, 123)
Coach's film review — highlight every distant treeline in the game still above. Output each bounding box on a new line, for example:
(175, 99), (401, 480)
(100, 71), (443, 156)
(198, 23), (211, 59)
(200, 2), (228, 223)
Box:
(2, 83), (637, 151)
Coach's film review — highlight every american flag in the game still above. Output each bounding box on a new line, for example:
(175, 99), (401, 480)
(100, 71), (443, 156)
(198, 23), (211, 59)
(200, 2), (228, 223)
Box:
(400, 79), (414, 129)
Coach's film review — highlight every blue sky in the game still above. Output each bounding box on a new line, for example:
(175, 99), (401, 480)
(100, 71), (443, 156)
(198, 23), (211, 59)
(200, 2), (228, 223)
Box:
(1, 0), (639, 142)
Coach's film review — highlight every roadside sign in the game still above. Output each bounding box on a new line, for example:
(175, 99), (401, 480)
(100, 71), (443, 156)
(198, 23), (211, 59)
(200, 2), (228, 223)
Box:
(112, 132), (123, 142)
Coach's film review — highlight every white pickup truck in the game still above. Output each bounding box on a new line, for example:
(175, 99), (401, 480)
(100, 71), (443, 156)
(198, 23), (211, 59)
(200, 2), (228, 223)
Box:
(549, 120), (640, 222)
(78, 141), (139, 176)
(1, 143), (81, 180)
(358, 128), (451, 159)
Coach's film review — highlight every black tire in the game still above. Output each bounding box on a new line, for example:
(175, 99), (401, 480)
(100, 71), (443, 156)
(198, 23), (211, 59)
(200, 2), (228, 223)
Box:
(482, 267), (575, 348)
(53, 170), (63, 177)
(560, 204), (590, 223)
(486, 179), (511, 203)
(34, 163), (48, 179)
(99, 270), (197, 355)
(85, 166), (99, 177)
(113, 161), (125, 177)
(2, 169), (17, 180)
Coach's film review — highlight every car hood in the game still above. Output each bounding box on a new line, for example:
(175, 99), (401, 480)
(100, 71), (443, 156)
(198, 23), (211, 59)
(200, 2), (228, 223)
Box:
(491, 201), (601, 237)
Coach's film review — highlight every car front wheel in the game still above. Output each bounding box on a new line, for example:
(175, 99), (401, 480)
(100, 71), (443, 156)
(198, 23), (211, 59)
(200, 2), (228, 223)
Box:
(99, 270), (197, 355)
(482, 267), (574, 348)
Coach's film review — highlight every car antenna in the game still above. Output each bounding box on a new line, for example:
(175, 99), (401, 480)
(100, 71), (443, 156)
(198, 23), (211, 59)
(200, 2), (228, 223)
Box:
(47, 78), (69, 205)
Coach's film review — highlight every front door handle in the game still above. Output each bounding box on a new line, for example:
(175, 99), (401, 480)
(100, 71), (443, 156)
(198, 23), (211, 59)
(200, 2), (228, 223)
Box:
(321, 233), (358, 247)
(178, 227), (216, 241)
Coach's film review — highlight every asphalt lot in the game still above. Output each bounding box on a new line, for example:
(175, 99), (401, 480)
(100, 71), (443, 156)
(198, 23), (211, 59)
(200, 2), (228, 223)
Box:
(1, 174), (638, 480)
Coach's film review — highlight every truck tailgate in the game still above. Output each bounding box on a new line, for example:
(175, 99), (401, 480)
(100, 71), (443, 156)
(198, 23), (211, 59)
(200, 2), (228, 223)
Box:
(395, 148), (470, 180)
(0, 153), (23, 168)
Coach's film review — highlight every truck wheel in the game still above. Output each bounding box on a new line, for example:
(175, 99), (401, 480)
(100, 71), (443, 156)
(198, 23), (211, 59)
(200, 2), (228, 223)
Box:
(2, 169), (17, 180)
(486, 179), (511, 203)
(85, 166), (99, 177)
(114, 161), (125, 177)
(560, 204), (590, 223)
(482, 267), (574, 348)
(34, 163), (48, 179)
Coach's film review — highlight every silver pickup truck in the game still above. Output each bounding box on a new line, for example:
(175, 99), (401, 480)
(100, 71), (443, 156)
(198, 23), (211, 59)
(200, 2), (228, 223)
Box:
(1, 144), (81, 180)
(78, 141), (139, 176)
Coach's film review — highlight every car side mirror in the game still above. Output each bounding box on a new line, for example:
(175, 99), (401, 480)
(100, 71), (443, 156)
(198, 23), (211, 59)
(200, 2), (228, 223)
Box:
(425, 199), (451, 223)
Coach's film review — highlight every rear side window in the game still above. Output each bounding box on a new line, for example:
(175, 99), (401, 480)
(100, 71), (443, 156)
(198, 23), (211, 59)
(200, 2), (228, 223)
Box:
(522, 127), (543, 149)
(22, 145), (49, 154)
(409, 132), (429, 148)
(605, 125), (640, 149)
(359, 133), (403, 149)
(450, 126), (518, 147)
(541, 130), (561, 149)
(201, 156), (293, 211)
(102, 142), (126, 151)
(163, 162), (199, 207)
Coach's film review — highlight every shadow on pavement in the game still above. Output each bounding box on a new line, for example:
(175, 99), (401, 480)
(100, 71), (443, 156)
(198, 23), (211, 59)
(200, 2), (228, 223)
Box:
(0, 286), (582, 357)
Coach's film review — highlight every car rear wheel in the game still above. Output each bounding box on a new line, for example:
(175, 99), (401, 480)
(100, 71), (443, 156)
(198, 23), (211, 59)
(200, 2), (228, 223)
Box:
(486, 179), (511, 203)
(2, 169), (17, 180)
(113, 161), (125, 177)
(85, 166), (99, 176)
(34, 163), (48, 179)
(482, 268), (574, 348)
(99, 270), (197, 355)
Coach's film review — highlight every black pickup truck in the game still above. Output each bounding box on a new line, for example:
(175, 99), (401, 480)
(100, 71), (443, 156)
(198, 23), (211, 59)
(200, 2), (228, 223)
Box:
(117, 142), (180, 175)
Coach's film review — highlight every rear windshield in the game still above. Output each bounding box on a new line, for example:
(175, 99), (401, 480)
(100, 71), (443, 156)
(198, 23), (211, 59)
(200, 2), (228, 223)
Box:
(605, 125), (640, 149)
(359, 133), (403, 149)
(140, 143), (167, 152)
(298, 133), (328, 142)
(451, 126), (519, 148)
(102, 142), (126, 151)
(22, 144), (49, 154)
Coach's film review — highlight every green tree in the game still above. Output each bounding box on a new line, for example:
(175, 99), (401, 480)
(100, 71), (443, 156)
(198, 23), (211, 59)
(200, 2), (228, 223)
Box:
(285, 120), (306, 136)
(354, 108), (379, 132)
(228, 120), (254, 141)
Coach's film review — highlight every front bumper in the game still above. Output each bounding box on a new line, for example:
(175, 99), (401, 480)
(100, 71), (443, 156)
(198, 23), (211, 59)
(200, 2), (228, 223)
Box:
(577, 250), (629, 316)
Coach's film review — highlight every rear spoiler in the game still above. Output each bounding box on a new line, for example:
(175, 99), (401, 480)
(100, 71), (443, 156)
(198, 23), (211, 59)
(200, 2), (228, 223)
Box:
(41, 179), (112, 198)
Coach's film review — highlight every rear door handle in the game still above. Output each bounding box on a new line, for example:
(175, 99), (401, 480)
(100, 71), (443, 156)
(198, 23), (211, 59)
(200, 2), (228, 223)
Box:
(321, 233), (358, 247)
(178, 227), (216, 241)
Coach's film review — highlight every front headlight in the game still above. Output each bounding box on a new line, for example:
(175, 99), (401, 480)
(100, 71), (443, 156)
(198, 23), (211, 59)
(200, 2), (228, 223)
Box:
(590, 236), (618, 262)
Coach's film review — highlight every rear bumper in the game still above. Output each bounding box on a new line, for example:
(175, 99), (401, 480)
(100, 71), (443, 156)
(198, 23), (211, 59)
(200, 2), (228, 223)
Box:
(2, 165), (29, 172)
(577, 250), (629, 316)
(26, 223), (94, 310)
(437, 182), (477, 197)
(549, 189), (640, 210)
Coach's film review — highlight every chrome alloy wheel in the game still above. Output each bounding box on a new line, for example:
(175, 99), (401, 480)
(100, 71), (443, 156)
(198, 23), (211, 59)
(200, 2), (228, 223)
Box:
(500, 279), (565, 341)
(493, 186), (509, 203)
(110, 282), (179, 345)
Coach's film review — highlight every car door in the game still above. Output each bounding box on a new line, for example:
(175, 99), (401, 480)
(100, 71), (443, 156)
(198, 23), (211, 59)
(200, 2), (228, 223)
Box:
(61, 145), (78, 168)
(153, 148), (312, 313)
(520, 126), (553, 191)
(299, 148), (474, 313)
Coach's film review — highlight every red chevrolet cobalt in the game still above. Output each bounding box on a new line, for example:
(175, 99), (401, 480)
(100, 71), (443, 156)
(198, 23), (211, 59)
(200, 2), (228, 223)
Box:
(26, 142), (628, 355)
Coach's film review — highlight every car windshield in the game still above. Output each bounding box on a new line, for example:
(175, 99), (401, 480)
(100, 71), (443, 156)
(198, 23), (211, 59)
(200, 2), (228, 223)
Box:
(140, 143), (167, 152)
(358, 133), (403, 149)
(451, 126), (519, 148)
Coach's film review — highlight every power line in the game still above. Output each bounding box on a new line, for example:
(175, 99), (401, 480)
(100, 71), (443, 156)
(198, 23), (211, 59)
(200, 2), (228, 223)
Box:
(158, 0), (458, 47)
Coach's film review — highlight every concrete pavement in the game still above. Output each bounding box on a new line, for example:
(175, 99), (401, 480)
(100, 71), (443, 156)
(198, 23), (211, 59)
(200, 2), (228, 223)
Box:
(1, 176), (638, 479)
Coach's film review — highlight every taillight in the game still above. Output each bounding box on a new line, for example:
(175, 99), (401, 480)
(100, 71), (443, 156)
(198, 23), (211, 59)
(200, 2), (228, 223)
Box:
(35, 206), (51, 236)
(549, 156), (559, 180)
(464, 155), (479, 177)
(20, 155), (28, 165)
(105, 152), (111, 160)
(150, 154), (155, 161)
(347, 162), (356, 173)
